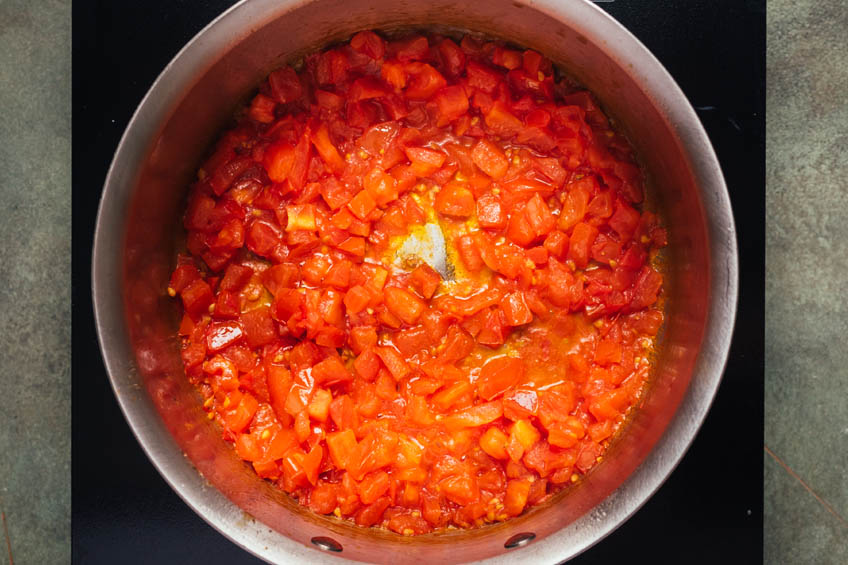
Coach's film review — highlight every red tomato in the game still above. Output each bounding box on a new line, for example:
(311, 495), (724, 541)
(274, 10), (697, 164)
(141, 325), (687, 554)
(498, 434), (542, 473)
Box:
(477, 356), (525, 401)
(435, 182), (475, 217)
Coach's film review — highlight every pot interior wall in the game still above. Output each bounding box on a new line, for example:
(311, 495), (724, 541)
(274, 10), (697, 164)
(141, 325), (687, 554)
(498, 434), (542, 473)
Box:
(110, 0), (712, 563)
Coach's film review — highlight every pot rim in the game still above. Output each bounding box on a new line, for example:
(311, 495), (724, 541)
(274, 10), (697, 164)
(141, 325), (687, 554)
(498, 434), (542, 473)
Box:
(92, 0), (738, 563)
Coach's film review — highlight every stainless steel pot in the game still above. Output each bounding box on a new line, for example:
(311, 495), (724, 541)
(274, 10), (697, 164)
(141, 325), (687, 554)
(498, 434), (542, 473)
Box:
(92, 0), (738, 562)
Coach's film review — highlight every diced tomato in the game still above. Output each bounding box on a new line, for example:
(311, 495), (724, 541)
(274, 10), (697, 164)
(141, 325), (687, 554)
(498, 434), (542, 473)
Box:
(434, 182), (475, 217)
(568, 222), (599, 269)
(312, 356), (352, 385)
(353, 347), (381, 380)
(222, 392), (259, 434)
(479, 427), (509, 460)
(326, 429), (357, 470)
(506, 204), (536, 247)
(525, 193), (555, 238)
(337, 236), (367, 257)
(323, 259), (352, 289)
(409, 264), (441, 299)
(405, 146), (447, 176)
(309, 481), (339, 514)
(466, 60), (501, 93)
(558, 179), (594, 230)
(471, 138), (509, 180)
(206, 320), (244, 352)
(543, 230), (569, 258)
(263, 141), (296, 183)
(609, 200), (641, 240)
(268, 66), (303, 103)
(437, 39), (466, 77)
(381, 59), (407, 89)
(351, 30), (386, 60)
(240, 307), (276, 348)
(384, 286), (426, 325)
(474, 192), (505, 229)
(492, 47), (522, 70)
(375, 345), (411, 380)
(248, 93), (276, 124)
(456, 234), (484, 271)
(431, 85), (469, 127)
(180, 278), (214, 318)
(502, 292), (533, 326)
(347, 189), (377, 220)
(443, 401), (503, 431)
(484, 101), (523, 137)
(405, 63), (447, 100)
(392, 35), (430, 62)
(262, 263), (300, 296)
(311, 122), (345, 172)
(285, 203), (316, 232)
(172, 29), (665, 536)
(477, 356), (524, 400)
(315, 89), (345, 111)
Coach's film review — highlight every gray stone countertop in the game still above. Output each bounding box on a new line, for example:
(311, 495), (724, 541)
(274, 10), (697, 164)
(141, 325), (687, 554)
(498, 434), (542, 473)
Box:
(0, 0), (71, 564)
(766, 0), (848, 562)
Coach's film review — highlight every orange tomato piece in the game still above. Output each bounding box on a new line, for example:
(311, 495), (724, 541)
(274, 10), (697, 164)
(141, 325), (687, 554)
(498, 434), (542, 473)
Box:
(384, 286), (426, 325)
(434, 182), (475, 217)
(443, 401), (503, 431)
(477, 356), (525, 401)
(471, 138), (509, 179)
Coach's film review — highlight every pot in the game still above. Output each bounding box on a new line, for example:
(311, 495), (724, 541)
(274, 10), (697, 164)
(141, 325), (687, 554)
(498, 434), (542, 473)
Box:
(92, 0), (738, 562)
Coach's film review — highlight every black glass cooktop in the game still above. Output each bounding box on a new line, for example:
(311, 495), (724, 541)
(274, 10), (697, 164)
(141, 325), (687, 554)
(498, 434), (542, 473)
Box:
(72, 1), (764, 562)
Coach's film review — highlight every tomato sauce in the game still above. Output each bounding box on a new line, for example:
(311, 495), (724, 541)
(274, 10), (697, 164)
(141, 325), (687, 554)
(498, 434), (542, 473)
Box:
(169, 30), (667, 535)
